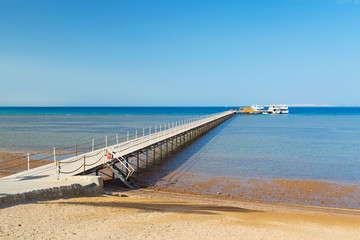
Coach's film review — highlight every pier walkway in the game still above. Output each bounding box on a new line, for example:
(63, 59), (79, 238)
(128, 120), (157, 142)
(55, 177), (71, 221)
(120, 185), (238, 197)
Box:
(0, 111), (234, 198)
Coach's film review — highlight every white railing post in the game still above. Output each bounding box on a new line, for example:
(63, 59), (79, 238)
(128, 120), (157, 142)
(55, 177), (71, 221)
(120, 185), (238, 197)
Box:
(53, 147), (56, 163)
(127, 132), (129, 141)
(92, 139), (95, 151)
(135, 130), (137, 139)
(105, 136), (108, 147)
(27, 153), (30, 170)
(142, 128), (145, 144)
(116, 134), (119, 144)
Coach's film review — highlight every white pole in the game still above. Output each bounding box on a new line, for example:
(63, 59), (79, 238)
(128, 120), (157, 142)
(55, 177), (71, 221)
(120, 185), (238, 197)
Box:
(142, 128), (145, 144)
(27, 153), (30, 170)
(135, 130), (137, 139)
(92, 139), (95, 151)
(53, 147), (56, 163)
(105, 136), (108, 147)
(127, 132), (129, 141)
(116, 134), (119, 144)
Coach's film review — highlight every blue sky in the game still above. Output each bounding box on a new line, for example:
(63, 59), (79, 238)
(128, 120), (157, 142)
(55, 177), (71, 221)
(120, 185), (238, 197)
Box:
(0, 0), (359, 106)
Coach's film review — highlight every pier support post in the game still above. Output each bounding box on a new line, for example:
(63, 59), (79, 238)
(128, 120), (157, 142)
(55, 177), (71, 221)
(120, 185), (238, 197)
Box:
(160, 144), (163, 160)
(165, 140), (168, 156)
(125, 156), (129, 175)
(153, 146), (156, 165)
(137, 152), (140, 170)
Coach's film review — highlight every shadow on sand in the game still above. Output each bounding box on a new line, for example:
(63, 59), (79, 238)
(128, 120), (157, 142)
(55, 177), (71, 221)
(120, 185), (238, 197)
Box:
(41, 196), (260, 215)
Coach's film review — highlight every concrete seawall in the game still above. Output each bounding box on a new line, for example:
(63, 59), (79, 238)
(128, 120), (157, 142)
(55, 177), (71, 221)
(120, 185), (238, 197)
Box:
(0, 176), (104, 207)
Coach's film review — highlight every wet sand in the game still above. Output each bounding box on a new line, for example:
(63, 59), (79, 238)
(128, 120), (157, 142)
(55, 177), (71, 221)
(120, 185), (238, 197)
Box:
(1, 188), (359, 240)
(136, 170), (360, 209)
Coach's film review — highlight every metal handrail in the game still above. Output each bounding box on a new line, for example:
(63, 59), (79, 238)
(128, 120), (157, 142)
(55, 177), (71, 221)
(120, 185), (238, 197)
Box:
(107, 146), (134, 180)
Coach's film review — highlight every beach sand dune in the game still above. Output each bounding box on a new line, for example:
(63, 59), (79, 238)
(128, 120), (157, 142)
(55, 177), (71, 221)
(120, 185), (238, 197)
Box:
(1, 188), (359, 240)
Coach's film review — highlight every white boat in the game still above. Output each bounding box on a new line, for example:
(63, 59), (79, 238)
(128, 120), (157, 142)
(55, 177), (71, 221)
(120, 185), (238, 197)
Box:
(279, 105), (289, 114)
(267, 105), (281, 114)
(251, 105), (265, 114)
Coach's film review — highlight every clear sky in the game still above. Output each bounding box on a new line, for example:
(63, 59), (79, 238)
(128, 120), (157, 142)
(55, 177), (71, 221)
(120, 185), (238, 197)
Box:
(0, 0), (359, 106)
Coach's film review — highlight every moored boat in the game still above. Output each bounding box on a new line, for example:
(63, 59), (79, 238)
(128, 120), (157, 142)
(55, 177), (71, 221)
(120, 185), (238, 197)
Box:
(251, 105), (265, 114)
(267, 105), (281, 114)
(280, 105), (289, 114)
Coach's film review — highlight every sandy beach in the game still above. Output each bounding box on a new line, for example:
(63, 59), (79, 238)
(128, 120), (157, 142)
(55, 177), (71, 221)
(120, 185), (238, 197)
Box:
(1, 187), (360, 240)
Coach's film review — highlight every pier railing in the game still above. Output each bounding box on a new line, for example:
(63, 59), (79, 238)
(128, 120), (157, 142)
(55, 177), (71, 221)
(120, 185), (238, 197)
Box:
(1, 111), (233, 174)
(55, 110), (233, 179)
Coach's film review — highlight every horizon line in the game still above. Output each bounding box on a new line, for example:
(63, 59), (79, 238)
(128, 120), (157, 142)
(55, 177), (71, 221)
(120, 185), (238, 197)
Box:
(1, 105), (360, 108)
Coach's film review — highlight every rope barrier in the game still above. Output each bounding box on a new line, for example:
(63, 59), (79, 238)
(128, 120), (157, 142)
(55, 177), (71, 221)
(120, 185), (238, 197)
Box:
(0, 161), (28, 170)
(35, 155), (54, 161)
(59, 164), (84, 174)
(0, 155), (27, 163)
(60, 155), (85, 164)
(84, 150), (104, 158)
(84, 156), (104, 167)
(1, 111), (232, 176)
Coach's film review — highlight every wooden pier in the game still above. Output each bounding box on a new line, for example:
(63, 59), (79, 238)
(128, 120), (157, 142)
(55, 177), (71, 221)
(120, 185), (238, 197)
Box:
(0, 111), (235, 194)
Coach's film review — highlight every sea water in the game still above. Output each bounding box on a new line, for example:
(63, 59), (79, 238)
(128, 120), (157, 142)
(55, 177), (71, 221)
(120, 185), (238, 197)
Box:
(1, 107), (360, 185)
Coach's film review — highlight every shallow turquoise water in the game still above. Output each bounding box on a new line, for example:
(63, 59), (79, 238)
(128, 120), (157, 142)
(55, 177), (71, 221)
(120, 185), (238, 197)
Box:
(0, 107), (360, 185)
(163, 114), (360, 184)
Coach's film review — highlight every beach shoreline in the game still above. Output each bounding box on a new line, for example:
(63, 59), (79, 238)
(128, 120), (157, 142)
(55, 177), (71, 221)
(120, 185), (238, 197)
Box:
(1, 148), (360, 209)
(1, 146), (360, 210)
(134, 170), (360, 209)
(1, 186), (359, 240)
